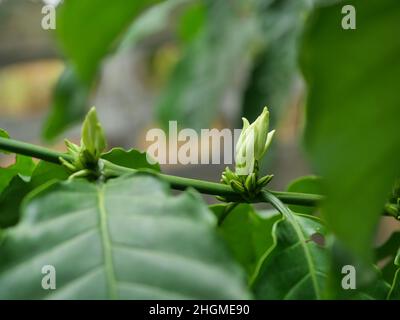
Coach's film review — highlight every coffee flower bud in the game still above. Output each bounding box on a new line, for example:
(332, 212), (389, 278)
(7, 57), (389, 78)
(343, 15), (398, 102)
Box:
(81, 107), (107, 164)
(235, 107), (275, 175)
(60, 107), (107, 179)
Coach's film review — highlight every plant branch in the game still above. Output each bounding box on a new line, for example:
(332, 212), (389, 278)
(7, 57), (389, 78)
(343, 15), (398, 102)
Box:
(103, 160), (323, 206)
(0, 137), (73, 164)
(0, 136), (321, 207)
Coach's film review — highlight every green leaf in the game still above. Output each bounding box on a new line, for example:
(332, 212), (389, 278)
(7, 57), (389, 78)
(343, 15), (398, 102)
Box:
(375, 232), (400, 282)
(376, 233), (400, 260)
(176, 1), (205, 44)
(0, 176), (31, 229)
(0, 174), (250, 299)
(43, 67), (89, 141)
(0, 155), (35, 195)
(252, 192), (328, 299)
(29, 161), (70, 189)
(0, 162), (69, 229)
(327, 241), (391, 300)
(57, 0), (162, 84)
(253, 213), (329, 299)
(241, 0), (311, 124)
(101, 148), (160, 172)
(286, 176), (323, 215)
(210, 204), (280, 279)
(301, 0), (400, 259)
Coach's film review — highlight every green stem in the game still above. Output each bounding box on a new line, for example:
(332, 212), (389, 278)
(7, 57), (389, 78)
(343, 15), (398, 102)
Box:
(0, 137), (72, 164)
(103, 160), (323, 206)
(1, 137), (323, 207)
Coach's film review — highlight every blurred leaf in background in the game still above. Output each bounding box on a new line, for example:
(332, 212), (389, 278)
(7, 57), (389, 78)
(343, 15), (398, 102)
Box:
(44, 0), (329, 140)
(56, 0), (162, 84)
(241, 0), (313, 125)
(157, 0), (323, 130)
(301, 0), (400, 259)
(157, 0), (261, 130)
(118, 0), (197, 51)
(43, 66), (89, 140)
(43, 0), (162, 141)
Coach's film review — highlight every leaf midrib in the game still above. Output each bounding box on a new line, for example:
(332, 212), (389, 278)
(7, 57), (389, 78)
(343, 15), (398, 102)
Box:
(98, 184), (118, 299)
(264, 191), (323, 299)
(286, 214), (321, 299)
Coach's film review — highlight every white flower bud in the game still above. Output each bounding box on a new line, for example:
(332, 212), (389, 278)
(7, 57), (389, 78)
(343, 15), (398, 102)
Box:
(235, 107), (275, 175)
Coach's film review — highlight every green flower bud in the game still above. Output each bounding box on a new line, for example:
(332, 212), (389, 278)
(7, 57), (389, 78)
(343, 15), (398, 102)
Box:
(230, 180), (245, 194)
(81, 107), (107, 163)
(257, 174), (274, 188)
(235, 107), (275, 175)
(245, 173), (257, 193)
(60, 107), (107, 177)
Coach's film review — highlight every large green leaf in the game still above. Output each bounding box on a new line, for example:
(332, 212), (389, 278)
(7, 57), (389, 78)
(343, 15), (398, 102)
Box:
(56, 0), (162, 84)
(0, 147), (159, 229)
(301, 0), (400, 259)
(210, 204), (280, 279)
(0, 174), (250, 299)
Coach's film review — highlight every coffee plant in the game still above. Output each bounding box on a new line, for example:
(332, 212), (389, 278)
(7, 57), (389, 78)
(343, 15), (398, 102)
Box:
(0, 0), (399, 300)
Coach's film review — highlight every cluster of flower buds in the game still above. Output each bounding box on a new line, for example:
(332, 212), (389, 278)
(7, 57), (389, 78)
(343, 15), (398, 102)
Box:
(59, 107), (107, 180)
(219, 107), (275, 202)
(219, 166), (273, 202)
